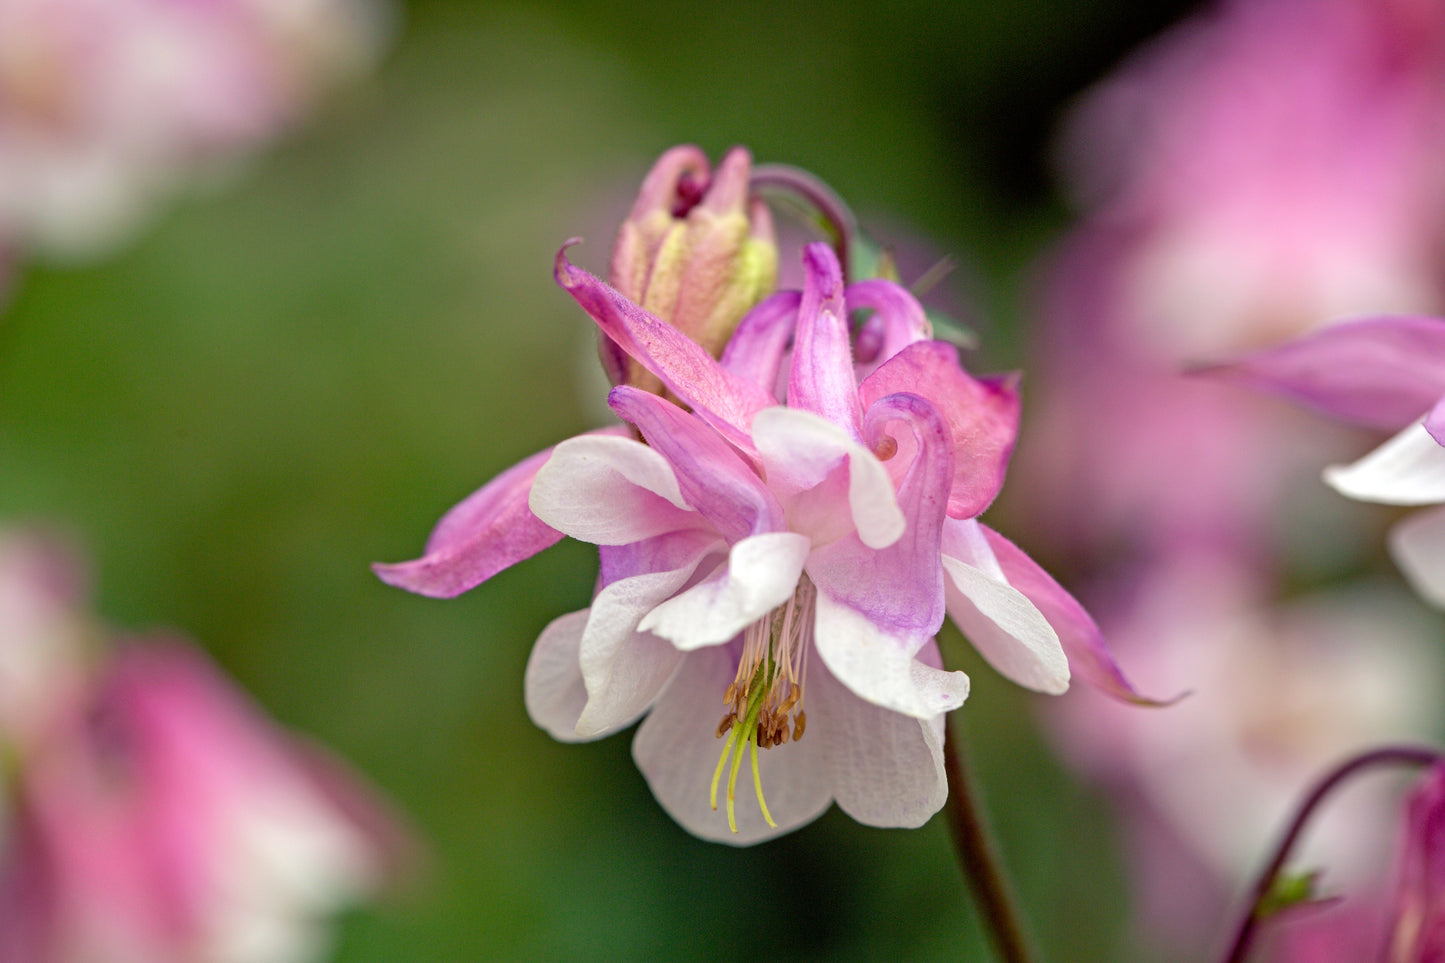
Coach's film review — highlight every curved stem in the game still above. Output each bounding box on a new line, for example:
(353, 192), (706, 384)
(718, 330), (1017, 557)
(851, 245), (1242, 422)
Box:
(749, 164), (857, 282)
(1219, 744), (1443, 963)
(942, 717), (1039, 963)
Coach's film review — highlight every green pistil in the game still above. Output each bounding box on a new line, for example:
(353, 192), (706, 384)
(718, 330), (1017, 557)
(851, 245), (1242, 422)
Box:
(709, 659), (779, 833)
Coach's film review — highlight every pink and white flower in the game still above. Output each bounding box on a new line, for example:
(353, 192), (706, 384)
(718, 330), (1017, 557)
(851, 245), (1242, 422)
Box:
(0, 531), (403, 963)
(377, 237), (1141, 843)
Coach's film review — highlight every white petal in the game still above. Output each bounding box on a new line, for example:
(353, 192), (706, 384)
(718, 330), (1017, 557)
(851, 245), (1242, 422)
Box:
(1389, 506), (1445, 609)
(812, 590), (969, 719)
(1325, 422), (1445, 506)
(941, 555), (1069, 695)
(639, 532), (811, 649)
(529, 435), (701, 544)
(752, 407), (904, 549)
(811, 655), (948, 828)
(523, 610), (591, 742)
(575, 538), (717, 737)
(631, 646), (832, 845)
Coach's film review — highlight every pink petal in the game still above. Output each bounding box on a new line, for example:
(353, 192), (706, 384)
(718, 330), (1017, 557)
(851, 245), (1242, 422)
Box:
(1426, 394), (1445, 446)
(639, 532), (810, 649)
(752, 407), (904, 550)
(631, 644), (832, 845)
(941, 519), (1069, 694)
(528, 433), (704, 545)
(373, 441), (575, 599)
(979, 526), (1166, 705)
(860, 341), (1020, 519)
(609, 386), (784, 541)
(847, 278), (931, 377)
(811, 645), (949, 828)
(1201, 316), (1445, 430)
(786, 243), (861, 436)
(555, 244), (774, 454)
(1390, 763), (1445, 960)
(718, 289), (801, 396)
(807, 393), (953, 650)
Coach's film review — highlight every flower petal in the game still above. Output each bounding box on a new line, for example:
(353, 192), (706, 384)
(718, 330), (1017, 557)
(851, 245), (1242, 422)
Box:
(575, 531), (720, 737)
(719, 290), (801, 396)
(810, 590), (968, 719)
(555, 244), (774, 453)
(528, 434), (702, 544)
(752, 406), (904, 550)
(806, 393), (953, 649)
(1325, 421), (1445, 506)
(860, 342), (1020, 519)
(1200, 316), (1445, 430)
(941, 519), (1069, 694)
(631, 645), (832, 845)
(523, 610), (591, 742)
(847, 278), (931, 376)
(977, 526), (1163, 705)
(639, 532), (811, 649)
(373, 442), (573, 599)
(608, 385), (783, 541)
(1388, 506), (1445, 609)
(787, 243), (861, 435)
(812, 646), (948, 829)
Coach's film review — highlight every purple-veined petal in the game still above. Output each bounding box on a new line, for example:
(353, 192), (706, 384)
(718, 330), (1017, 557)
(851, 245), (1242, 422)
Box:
(812, 644), (948, 828)
(608, 385), (783, 541)
(631, 644), (832, 845)
(978, 525), (1164, 705)
(1325, 421), (1445, 506)
(555, 244), (774, 454)
(847, 278), (931, 375)
(524, 610), (591, 742)
(805, 392), (952, 631)
(639, 532), (811, 649)
(1389, 506), (1445, 609)
(529, 433), (703, 544)
(752, 406), (903, 550)
(787, 243), (861, 435)
(1200, 316), (1445, 429)
(860, 341), (1020, 519)
(573, 531), (720, 737)
(810, 591), (967, 719)
(373, 440), (582, 599)
(940, 519), (1069, 694)
(719, 289), (801, 396)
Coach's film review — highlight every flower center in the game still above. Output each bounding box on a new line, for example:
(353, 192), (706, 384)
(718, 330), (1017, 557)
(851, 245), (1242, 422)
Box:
(709, 576), (814, 833)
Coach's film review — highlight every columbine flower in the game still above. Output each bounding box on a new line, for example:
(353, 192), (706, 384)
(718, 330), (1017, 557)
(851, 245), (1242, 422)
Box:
(0, 530), (403, 963)
(1387, 762), (1445, 962)
(377, 202), (1142, 840)
(0, 0), (390, 260)
(1209, 315), (1445, 608)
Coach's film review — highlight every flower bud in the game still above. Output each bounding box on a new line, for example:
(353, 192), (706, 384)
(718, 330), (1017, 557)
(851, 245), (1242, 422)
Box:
(604, 145), (778, 389)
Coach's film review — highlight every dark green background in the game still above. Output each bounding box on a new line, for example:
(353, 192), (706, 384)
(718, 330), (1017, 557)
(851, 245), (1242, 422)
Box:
(0, 2), (1203, 959)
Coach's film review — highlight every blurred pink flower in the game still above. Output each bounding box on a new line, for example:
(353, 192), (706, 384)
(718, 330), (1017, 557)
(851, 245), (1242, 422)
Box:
(0, 0), (391, 260)
(1387, 762), (1445, 962)
(378, 235), (1140, 843)
(0, 532), (403, 963)
(1212, 316), (1445, 608)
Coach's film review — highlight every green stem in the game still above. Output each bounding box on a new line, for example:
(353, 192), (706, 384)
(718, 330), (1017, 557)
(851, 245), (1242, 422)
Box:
(942, 717), (1039, 963)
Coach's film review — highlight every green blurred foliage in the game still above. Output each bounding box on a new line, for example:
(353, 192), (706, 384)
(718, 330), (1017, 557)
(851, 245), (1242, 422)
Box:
(0, 0), (1202, 959)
